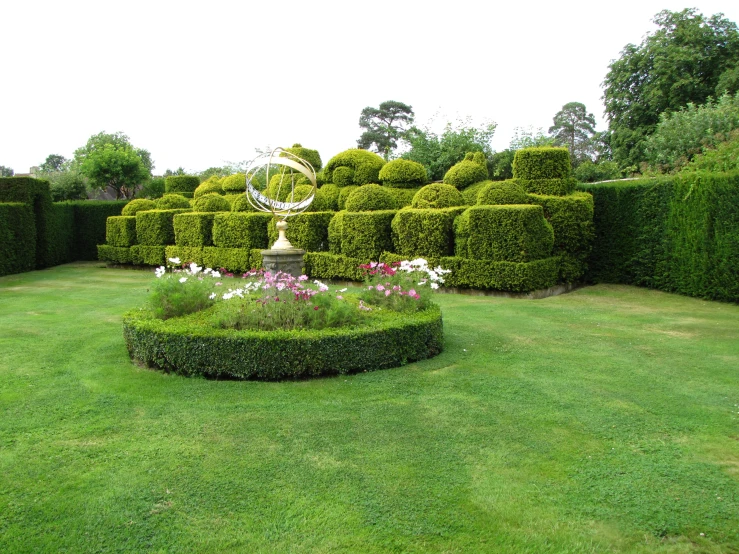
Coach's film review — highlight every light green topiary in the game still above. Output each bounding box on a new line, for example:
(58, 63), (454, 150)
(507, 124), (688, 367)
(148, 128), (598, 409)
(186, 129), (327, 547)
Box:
(283, 143), (322, 171)
(477, 180), (529, 205)
(155, 194), (191, 210)
(344, 184), (397, 212)
(314, 184), (340, 212)
(333, 166), (355, 186)
(337, 186), (358, 211)
(221, 173), (246, 193)
(411, 184), (465, 209)
(379, 159), (428, 189)
(194, 180), (224, 198)
(443, 152), (489, 189)
(191, 193), (231, 213)
(513, 147), (571, 180)
(324, 149), (386, 185)
(164, 175), (200, 194)
(230, 194), (258, 212)
(122, 198), (156, 216)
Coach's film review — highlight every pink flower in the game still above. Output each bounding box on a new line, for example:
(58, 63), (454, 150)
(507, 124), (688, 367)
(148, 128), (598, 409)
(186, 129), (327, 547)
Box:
(385, 290), (392, 297)
(376, 285), (385, 292)
(298, 275), (308, 281)
(336, 295), (343, 300)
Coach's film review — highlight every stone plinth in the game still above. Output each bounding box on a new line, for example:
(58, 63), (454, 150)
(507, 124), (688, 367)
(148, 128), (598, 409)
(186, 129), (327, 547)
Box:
(261, 248), (306, 278)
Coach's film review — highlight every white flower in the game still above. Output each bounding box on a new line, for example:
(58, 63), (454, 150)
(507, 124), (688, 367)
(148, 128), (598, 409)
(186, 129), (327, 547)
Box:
(179, 277), (188, 283)
(189, 262), (202, 275)
(168, 257), (181, 265)
(211, 271), (221, 278)
(155, 266), (166, 278)
(430, 283), (439, 289)
(209, 293), (216, 300)
(338, 288), (347, 292)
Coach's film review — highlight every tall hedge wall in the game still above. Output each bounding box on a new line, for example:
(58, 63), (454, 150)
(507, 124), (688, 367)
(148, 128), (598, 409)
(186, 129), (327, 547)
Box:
(579, 171), (739, 302)
(0, 203), (35, 276)
(0, 177), (53, 268)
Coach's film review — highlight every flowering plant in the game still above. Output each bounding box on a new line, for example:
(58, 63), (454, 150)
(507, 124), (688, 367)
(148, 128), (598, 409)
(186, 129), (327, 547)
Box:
(358, 258), (450, 312)
(148, 257), (224, 320)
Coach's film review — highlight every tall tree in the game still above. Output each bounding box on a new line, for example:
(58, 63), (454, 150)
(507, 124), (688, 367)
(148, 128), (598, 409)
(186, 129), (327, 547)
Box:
(0, 165), (13, 177)
(602, 9), (739, 168)
(39, 154), (68, 173)
(357, 101), (415, 160)
(549, 102), (597, 166)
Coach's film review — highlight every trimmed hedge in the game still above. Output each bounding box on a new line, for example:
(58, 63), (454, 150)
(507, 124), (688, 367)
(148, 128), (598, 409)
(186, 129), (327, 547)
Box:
(202, 247), (251, 273)
(305, 252), (372, 281)
(131, 245), (167, 266)
(284, 143), (322, 171)
(194, 181), (224, 198)
(136, 209), (190, 246)
(527, 192), (594, 283)
(339, 210), (397, 260)
(324, 149), (386, 186)
(0, 177), (53, 268)
(411, 184), (465, 209)
(97, 245), (132, 265)
(477, 180), (528, 205)
(267, 212), (333, 252)
(106, 216), (138, 247)
(229, 194), (258, 212)
(579, 171), (739, 302)
(345, 184), (396, 212)
(221, 174), (245, 193)
(513, 147), (571, 180)
(0, 203), (35, 276)
(443, 152), (488, 189)
(312, 184), (340, 212)
(165, 246), (204, 266)
(46, 203), (75, 267)
(123, 303), (442, 380)
(384, 187), (418, 209)
(455, 205), (554, 262)
(461, 180), (490, 205)
(379, 159), (427, 188)
(155, 194), (191, 210)
(338, 186), (358, 210)
(72, 200), (127, 260)
(165, 175), (200, 194)
(391, 207), (466, 259)
(174, 213), (216, 247)
(122, 199), (156, 216)
(212, 212), (272, 249)
(191, 193), (231, 213)
(516, 177), (576, 196)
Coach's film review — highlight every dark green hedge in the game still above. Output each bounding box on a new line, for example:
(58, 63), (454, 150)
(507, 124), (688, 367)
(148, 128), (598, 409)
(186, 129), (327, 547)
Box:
(136, 209), (190, 246)
(46, 203), (75, 267)
(0, 203), (35, 276)
(455, 205), (554, 262)
(391, 207), (466, 259)
(174, 213), (216, 247)
(513, 147), (571, 180)
(339, 210), (397, 260)
(267, 212), (333, 252)
(0, 177), (53, 268)
(71, 200), (127, 260)
(98, 245), (132, 264)
(304, 252), (367, 281)
(106, 216), (138, 247)
(527, 192), (594, 283)
(123, 303), (442, 380)
(212, 212), (272, 249)
(579, 171), (739, 301)
(202, 247), (251, 273)
(165, 175), (200, 194)
(131, 245), (167, 266)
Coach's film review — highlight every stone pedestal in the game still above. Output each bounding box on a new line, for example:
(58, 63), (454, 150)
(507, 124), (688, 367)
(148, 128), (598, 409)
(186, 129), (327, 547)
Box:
(261, 248), (306, 278)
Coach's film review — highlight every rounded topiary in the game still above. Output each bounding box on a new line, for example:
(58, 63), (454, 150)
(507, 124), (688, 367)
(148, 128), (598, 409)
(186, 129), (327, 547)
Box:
(221, 173), (246, 193)
(165, 175), (200, 194)
(512, 147), (571, 180)
(122, 198), (156, 216)
(324, 149), (386, 185)
(443, 152), (489, 189)
(344, 184), (397, 212)
(314, 184), (340, 212)
(283, 143), (322, 171)
(337, 185), (358, 211)
(191, 193), (231, 212)
(230, 194), (257, 212)
(266, 174), (298, 202)
(289, 184), (315, 204)
(155, 194), (191, 210)
(332, 166), (355, 186)
(477, 180), (529, 205)
(411, 184), (465, 209)
(194, 180), (224, 198)
(379, 159), (428, 189)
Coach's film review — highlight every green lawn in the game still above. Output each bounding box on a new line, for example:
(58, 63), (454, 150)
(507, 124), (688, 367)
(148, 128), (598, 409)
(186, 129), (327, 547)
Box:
(1, 262), (738, 553)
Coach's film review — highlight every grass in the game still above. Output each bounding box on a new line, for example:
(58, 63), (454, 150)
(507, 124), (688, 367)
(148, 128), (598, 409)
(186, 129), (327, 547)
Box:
(1, 262), (738, 553)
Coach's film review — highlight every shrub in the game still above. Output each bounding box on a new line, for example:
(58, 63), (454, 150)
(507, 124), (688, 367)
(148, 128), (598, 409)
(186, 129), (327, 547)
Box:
(345, 184), (397, 212)
(516, 177), (576, 196)
(165, 175), (200, 194)
(130, 245), (167, 266)
(202, 247), (252, 273)
(267, 211), (332, 252)
(165, 246), (204, 266)
(443, 152), (489, 189)
(392, 207), (466, 258)
(513, 147), (571, 180)
(411, 184), (465, 209)
(147, 263), (220, 320)
(221, 174), (246, 193)
(455, 205), (554, 262)
(312, 184), (340, 212)
(106, 216), (137, 247)
(0, 203), (35, 276)
(332, 166), (355, 186)
(328, 211), (345, 254)
(122, 198), (156, 216)
(460, 180), (490, 205)
(97, 245), (132, 265)
(324, 149), (386, 185)
(379, 159), (428, 188)
(574, 160), (622, 183)
(340, 210), (397, 260)
(384, 187), (418, 209)
(683, 129), (739, 173)
(290, 184), (315, 205)
(192, 193), (231, 213)
(229, 194), (258, 212)
(47, 170), (87, 202)
(46, 203), (75, 267)
(138, 176), (165, 199)
(155, 194), (191, 210)
(337, 185), (358, 210)
(283, 143), (322, 171)
(136, 209), (190, 246)
(173, 212), (216, 247)
(211, 212), (272, 249)
(194, 180), (224, 198)
(477, 180), (529, 205)
(0, 176), (53, 269)
(304, 252), (366, 281)
(73, 200), (127, 260)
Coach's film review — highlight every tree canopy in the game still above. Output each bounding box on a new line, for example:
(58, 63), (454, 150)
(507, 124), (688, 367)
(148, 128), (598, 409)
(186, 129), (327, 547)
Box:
(0, 165), (13, 177)
(357, 101), (415, 160)
(602, 9), (739, 168)
(549, 102), (596, 167)
(39, 154), (68, 173)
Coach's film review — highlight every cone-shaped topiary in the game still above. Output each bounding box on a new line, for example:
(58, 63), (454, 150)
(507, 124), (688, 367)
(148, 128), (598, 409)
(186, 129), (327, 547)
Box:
(192, 193), (231, 213)
(477, 180), (529, 205)
(324, 149), (386, 185)
(155, 194), (191, 210)
(411, 184), (465, 209)
(443, 152), (489, 189)
(122, 198), (156, 216)
(379, 159), (428, 189)
(344, 184), (397, 212)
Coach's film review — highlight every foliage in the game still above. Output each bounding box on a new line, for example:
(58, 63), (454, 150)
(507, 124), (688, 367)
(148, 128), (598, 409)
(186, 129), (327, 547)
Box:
(46, 169), (88, 202)
(313, 184), (340, 212)
(198, 167), (231, 182)
(194, 180), (224, 197)
(201, 246), (252, 273)
(137, 176), (165, 199)
(378, 159), (427, 188)
(358, 259), (449, 312)
(173, 213), (216, 247)
(716, 61), (739, 95)
(391, 207), (466, 258)
(0, 165), (14, 177)
(165, 175), (200, 194)
(643, 92), (739, 172)
(574, 161), (622, 183)
(0, 202), (35, 276)
(508, 126), (556, 150)
(603, 9), (739, 167)
(411, 184), (464, 209)
(324, 149), (386, 186)
(191, 193), (231, 213)
(121, 198), (156, 216)
(39, 154), (68, 173)
(357, 101), (415, 160)
(549, 102), (597, 167)
(97, 244), (131, 264)
(267, 212), (333, 252)
(0, 177), (53, 268)
(443, 152), (489, 189)
(683, 128), (739, 172)
(344, 184), (396, 211)
(488, 150), (515, 181)
(477, 180), (528, 205)
(135, 209), (189, 246)
(163, 167), (186, 177)
(229, 194), (258, 213)
(106, 216), (137, 247)
(130, 245), (167, 266)
(402, 118), (497, 181)
(337, 185), (358, 210)
(513, 147), (571, 180)
(154, 194), (191, 210)
(337, 210), (397, 260)
(283, 143), (322, 171)
(211, 212), (272, 249)
(221, 173), (245, 193)
(148, 261), (221, 320)
(516, 177), (577, 196)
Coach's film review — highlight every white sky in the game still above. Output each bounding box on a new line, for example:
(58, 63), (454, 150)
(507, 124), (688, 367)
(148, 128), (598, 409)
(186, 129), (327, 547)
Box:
(2, 1), (738, 174)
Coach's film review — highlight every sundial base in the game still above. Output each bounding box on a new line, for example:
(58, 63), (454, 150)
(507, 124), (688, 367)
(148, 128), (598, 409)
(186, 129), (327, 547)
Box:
(261, 248), (306, 278)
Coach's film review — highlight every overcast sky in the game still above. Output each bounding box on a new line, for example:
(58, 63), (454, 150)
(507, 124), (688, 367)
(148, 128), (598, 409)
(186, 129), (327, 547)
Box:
(2, 1), (738, 174)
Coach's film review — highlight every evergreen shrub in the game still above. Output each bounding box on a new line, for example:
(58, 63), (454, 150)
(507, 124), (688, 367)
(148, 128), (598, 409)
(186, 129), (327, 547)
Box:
(0, 177), (53, 268)
(73, 200), (127, 260)
(229, 194), (257, 212)
(340, 210), (396, 260)
(283, 143), (322, 171)
(477, 180), (529, 205)
(202, 247), (251, 273)
(97, 245), (132, 265)
(412, 184), (465, 209)
(194, 180), (224, 198)
(165, 246), (204, 266)
(443, 152), (488, 189)
(46, 204), (75, 267)
(165, 175), (200, 194)
(212, 212), (272, 249)
(221, 174), (245, 193)
(379, 159), (428, 188)
(155, 194), (191, 210)
(267, 211), (333, 252)
(337, 186), (358, 210)
(392, 207), (466, 258)
(131, 245), (167, 266)
(174, 213), (216, 247)
(344, 184), (396, 212)
(461, 180), (490, 205)
(192, 193), (231, 213)
(328, 211), (345, 254)
(324, 149), (386, 185)
(136, 209), (189, 246)
(385, 187), (418, 208)
(313, 184), (340, 211)
(513, 147), (571, 180)
(516, 177), (576, 196)
(122, 199), (156, 216)
(106, 216), (138, 247)
(304, 252), (368, 281)
(0, 203), (35, 276)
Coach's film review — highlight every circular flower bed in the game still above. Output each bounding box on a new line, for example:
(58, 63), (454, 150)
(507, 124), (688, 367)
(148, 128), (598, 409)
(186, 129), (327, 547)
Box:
(123, 259), (448, 380)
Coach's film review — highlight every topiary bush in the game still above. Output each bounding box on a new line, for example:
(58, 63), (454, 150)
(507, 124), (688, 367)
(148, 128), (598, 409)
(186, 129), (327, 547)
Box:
(312, 184), (340, 212)
(122, 198), (156, 216)
(192, 193), (231, 213)
(173, 213), (216, 247)
(289, 184), (315, 204)
(379, 159), (428, 189)
(131, 245), (167, 266)
(324, 149), (386, 185)
(155, 194), (191, 210)
(344, 184), (397, 212)
(267, 212), (333, 252)
(340, 210), (397, 260)
(283, 143), (322, 171)
(332, 166), (355, 186)
(106, 216), (137, 247)
(0, 202), (36, 276)
(513, 147), (571, 180)
(229, 194), (257, 212)
(337, 186), (359, 210)
(211, 212), (272, 249)
(221, 174), (246, 193)
(136, 209), (190, 246)
(194, 180), (224, 198)
(516, 177), (576, 196)
(443, 152), (489, 189)
(477, 180), (529, 205)
(412, 184), (465, 209)
(165, 175), (200, 194)
(385, 187), (419, 208)
(392, 207), (466, 258)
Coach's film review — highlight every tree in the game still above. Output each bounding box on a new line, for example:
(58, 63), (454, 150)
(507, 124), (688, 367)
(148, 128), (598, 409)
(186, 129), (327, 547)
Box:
(39, 154), (68, 173)
(357, 101), (415, 160)
(603, 9), (739, 168)
(164, 167), (186, 177)
(549, 102), (596, 167)
(0, 165), (13, 177)
(74, 132), (153, 199)
(508, 126), (555, 150)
